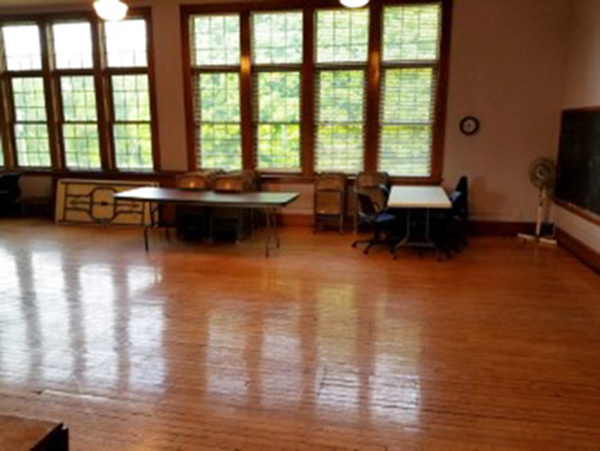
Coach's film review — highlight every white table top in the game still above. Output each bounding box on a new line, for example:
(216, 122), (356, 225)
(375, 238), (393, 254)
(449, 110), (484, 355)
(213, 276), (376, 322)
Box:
(388, 186), (452, 209)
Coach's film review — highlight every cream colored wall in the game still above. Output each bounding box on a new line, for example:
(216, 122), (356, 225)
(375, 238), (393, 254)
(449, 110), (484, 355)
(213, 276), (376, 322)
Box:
(556, 0), (600, 252)
(443, 0), (569, 222)
(2, 0), (572, 222)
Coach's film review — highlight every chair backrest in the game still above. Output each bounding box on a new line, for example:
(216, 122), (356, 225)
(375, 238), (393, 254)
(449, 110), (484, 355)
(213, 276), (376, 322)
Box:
(176, 172), (216, 191)
(213, 173), (252, 193)
(315, 173), (346, 192)
(356, 172), (390, 190)
(356, 191), (379, 219)
(356, 172), (390, 212)
(314, 173), (346, 216)
(453, 176), (469, 220)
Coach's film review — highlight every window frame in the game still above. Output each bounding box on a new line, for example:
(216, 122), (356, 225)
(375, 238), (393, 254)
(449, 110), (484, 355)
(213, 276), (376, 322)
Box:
(0, 8), (161, 174)
(181, 0), (452, 183)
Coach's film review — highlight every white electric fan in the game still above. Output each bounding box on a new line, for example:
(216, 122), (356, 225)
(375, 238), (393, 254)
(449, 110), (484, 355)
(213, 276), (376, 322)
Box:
(517, 157), (557, 245)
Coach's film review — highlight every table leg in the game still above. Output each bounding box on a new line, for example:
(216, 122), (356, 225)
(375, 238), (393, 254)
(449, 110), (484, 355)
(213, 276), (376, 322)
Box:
(263, 207), (281, 258)
(394, 209), (412, 259)
(144, 224), (149, 252)
(265, 207), (272, 258)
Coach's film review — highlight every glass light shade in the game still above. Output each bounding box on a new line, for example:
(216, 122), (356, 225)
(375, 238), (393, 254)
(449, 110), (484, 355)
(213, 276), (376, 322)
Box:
(339, 0), (369, 8)
(94, 0), (128, 21)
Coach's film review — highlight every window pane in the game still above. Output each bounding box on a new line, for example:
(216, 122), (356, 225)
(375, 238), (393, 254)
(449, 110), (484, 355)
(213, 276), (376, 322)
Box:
(316, 10), (369, 64)
(258, 72), (300, 122)
(379, 125), (432, 176)
(257, 124), (300, 170)
(2, 25), (42, 71)
(316, 70), (364, 173)
(105, 20), (147, 67)
(316, 124), (363, 173)
(15, 124), (51, 167)
(256, 72), (300, 170)
(252, 12), (302, 65)
(114, 124), (152, 170)
(63, 124), (101, 170)
(12, 78), (47, 122)
(52, 22), (93, 69)
(193, 15), (240, 66)
(383, 5), (440, 61)
(199, 124), (242, 170)
(382, 68), (434, 123)
(112, 75), (150, 121)
(61, 76), (98, 122)
(317, 70), (364, 123)
(198, 73), (240, 122)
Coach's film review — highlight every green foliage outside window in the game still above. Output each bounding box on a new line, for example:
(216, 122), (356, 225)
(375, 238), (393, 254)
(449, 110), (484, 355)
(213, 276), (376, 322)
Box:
(112, 75), (153, 170)
(316, 10), (369, 63)
(193, 15), (240, 66)
(383, 5), (440, 62)
(256, 72), (301, 170)
(12, 78), (51, 167)
(61, 76), (101, 170)
(199, 73), (242, 170)
(316, 70), (365, 173)
(252, 12), (302, 65)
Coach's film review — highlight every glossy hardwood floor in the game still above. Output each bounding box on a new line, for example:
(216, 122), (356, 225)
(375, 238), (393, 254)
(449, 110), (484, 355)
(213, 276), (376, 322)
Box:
(1, 219), (600, 450)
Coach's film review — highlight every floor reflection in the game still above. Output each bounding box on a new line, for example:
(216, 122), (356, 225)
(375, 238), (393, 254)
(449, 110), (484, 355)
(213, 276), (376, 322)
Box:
(31, 251), (73, 383)
(0, 236), (423, 430)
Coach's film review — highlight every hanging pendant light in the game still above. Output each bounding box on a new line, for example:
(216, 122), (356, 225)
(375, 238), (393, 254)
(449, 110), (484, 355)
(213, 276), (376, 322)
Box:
(94, 0), (128, 21)
(339, 0), (369, 8)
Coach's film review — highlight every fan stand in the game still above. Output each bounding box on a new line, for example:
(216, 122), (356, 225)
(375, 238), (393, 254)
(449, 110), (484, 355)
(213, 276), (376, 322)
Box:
(517, 186), (557, 246)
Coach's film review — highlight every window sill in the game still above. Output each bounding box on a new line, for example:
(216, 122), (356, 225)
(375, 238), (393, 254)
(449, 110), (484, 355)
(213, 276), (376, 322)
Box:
(0, 168), (442, 186)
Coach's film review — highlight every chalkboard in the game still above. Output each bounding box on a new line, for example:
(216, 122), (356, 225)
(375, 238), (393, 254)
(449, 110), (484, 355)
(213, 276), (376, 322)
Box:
(555, 109), (600, 216)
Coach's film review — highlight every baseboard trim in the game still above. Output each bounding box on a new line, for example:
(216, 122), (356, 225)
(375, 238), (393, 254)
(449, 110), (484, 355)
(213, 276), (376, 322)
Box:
(278, 214), (538, 237)
(464, 221), (535, 236)
(279, 214), (313, 228)
(556, 228), (600, 274)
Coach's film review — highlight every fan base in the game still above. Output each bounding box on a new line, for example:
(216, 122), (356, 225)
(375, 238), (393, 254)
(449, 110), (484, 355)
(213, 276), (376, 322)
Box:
(517, 233), (557, 246)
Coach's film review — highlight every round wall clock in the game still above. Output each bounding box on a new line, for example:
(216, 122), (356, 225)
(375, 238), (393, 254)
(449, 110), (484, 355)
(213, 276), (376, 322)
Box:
(459, 116), (480, 136)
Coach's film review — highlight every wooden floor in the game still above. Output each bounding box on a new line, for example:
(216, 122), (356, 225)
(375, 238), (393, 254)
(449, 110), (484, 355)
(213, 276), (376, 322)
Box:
(1, 219), (600, 450)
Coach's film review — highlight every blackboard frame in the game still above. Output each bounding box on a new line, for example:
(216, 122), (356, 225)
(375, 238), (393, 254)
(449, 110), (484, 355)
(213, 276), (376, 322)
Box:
(555, 107), (600, 222)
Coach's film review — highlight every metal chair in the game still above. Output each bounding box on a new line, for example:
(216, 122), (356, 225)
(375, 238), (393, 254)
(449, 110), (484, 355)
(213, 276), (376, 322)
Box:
(431, 176), (469, 258)
(314, 173), (347, 232)
(352, 187), (397, 254)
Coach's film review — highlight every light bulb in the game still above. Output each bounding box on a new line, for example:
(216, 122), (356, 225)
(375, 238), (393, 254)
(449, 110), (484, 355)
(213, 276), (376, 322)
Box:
(339, 0), (369, 8)
(94, 0), (128, 21)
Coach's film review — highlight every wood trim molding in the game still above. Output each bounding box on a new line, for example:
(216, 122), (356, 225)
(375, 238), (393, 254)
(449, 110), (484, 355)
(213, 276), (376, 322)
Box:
(556, 228), (600, 274)
(555, 199), (600, 227)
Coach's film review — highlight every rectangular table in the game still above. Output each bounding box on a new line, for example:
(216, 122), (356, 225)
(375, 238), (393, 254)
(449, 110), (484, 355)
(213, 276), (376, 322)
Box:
(0, 414), (68, 451)
(115, 187), (299, 257)
(387, 186), (452, 258)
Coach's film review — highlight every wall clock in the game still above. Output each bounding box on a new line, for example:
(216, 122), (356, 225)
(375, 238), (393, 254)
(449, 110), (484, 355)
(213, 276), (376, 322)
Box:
(460, 116), (480, 136)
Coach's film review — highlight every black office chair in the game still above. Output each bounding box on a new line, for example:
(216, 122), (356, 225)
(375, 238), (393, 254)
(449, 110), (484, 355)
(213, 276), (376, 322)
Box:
(0, 173), (22, 216)
(432, 176), (469, 258)
(352, 187), (397, 255)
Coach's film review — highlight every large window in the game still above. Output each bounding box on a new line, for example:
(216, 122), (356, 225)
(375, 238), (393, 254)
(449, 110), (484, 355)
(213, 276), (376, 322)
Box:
(0, 11), (158, 172)
(379, 4), (440, 176)
(253, 12), (302, 171)
(184, 1), (449, 180)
